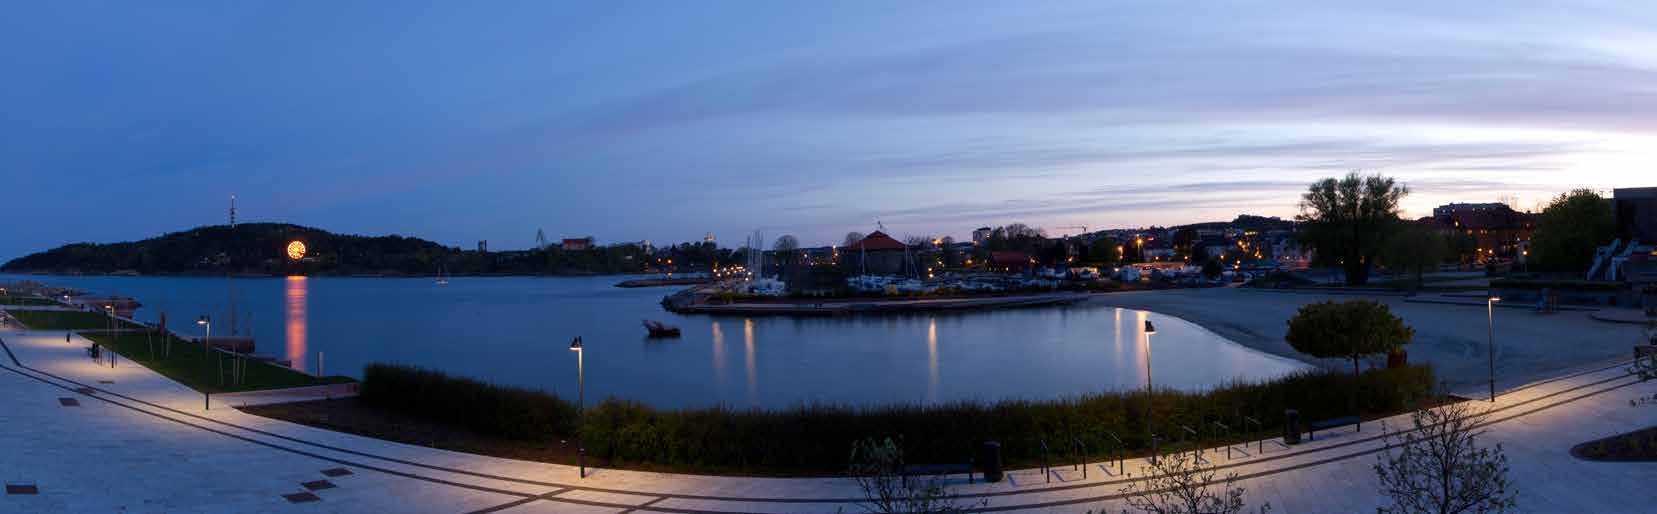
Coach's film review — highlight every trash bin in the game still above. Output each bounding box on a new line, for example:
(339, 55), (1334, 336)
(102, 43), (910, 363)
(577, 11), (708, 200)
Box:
(980, 441), (1004, 483)
(1284, 409), (1302, 445)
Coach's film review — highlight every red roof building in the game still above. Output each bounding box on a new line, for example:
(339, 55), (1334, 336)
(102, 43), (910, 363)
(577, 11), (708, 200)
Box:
(844, 231), (908, 252)
(991, 251), (1032, 272)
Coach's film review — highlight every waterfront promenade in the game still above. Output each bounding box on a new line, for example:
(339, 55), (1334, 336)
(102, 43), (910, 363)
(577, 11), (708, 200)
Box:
(3, 325), (1655, 513)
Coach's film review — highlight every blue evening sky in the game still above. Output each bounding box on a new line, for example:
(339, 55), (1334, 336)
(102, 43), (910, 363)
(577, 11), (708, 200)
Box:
(4, 1), (1656, 260)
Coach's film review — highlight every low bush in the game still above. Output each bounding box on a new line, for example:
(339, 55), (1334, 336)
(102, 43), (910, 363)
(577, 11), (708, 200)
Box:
(361, 363), (1432, 474)
(1489, 278), (1627, 291)
(360, 364), (578, 440)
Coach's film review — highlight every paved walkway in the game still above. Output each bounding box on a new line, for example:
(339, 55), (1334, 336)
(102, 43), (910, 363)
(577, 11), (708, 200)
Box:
(2, 327), (1655, 513)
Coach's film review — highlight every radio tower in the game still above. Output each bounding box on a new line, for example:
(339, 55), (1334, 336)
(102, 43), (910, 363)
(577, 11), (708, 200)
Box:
(229, 194), (237, 228)
(535, 228), (548, 250)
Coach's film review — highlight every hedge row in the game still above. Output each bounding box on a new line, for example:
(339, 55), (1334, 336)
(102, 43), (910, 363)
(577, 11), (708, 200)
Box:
(1490, 278), (1627, 291)
(361, 363), (1433, 473)
(360, 364), (577, 440)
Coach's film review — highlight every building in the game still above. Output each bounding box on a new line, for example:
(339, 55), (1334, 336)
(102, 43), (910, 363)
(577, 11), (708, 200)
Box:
(1614, 187), (1657, 243)
(989, 251), (1032, 273)
(971, 227), (993, 245)
(477, 240), (488, 253)
(843, 231), (911, 275)
(561, 238), (593, 251)
(1430, 202), (1535, 262)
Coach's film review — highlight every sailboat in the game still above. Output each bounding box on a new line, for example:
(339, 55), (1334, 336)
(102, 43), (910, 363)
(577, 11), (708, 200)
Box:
(435, 265), (449, 285)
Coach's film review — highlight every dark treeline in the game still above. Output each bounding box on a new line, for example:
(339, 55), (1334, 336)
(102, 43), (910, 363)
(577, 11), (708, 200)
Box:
(0, 223), (715, 276)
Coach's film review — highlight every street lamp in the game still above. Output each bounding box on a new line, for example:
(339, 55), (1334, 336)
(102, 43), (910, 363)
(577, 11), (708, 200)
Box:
(104, 305), (116, 368)
(568, 336), (585, 479)
(1486, 296), (1500, 402)
(196, 316), (211, 355)
(1144, 319), (1158, 462)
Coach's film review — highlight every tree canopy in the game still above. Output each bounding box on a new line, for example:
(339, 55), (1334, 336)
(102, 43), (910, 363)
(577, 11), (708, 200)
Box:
(1285, 300), (1414, 376)
(1297, 172), (1409, 285)
(1382, 224), (1448, 290)
(1529, 189), (1613, 273)
(1, 223), (665, 276)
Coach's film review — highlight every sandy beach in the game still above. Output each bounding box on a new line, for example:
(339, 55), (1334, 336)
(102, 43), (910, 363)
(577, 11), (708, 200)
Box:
(1087, 287), (1648, 396)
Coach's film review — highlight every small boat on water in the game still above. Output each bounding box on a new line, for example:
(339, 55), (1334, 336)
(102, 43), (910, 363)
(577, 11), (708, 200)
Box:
(642, 319), (681, 338)
(436, 265), (449, 285)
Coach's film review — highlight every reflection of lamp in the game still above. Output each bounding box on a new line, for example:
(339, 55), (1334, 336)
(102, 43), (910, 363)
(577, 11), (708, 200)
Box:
(1486, 297), (1500, 402)
(568, 337), (586, 478)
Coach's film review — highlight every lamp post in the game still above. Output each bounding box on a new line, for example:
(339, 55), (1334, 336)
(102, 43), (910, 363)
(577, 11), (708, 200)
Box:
(196, 316), (211, 354)
(1144, 319), (1158, 463)
(104, 305), (116, 368)
(1486, 296), (1500, 402)
(568, 336), (585, 479)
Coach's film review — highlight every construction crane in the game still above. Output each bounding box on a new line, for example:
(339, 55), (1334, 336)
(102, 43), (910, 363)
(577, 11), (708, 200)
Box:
(1053, 225), (1089, 238)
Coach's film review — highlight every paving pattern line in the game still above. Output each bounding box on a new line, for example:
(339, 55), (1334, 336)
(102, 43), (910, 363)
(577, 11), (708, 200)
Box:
(966, 375), (1648, 512)
(0, 333), (1645, 513)
(11, 347), (1634, 503)
(463, 487), (572, 514)
(4, 330), (1638, 501)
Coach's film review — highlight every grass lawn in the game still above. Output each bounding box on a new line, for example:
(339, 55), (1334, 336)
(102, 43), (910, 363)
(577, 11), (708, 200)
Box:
(79, 331), (354, 393)
(0, 294), (61, 307)
(7, 309), (147, 330)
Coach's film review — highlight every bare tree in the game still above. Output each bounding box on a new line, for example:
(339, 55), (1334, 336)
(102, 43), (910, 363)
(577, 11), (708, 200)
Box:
(1373, 401), (1516, 514)
(1111, 452), (1269, 514)
(848, 437), (979, 514)
(844, 232), (867, 248)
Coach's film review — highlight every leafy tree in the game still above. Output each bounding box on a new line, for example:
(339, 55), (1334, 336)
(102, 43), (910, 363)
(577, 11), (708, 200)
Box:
(1447, 232), (1480, 265)
(1296, 172), (1409, 285)
(1089, 238), (1122, 264)
(1374, 401), (1516, 514)
(1382, 224), (1448, 290)
(1529, 189), (1613, 273)
(939, 237), (961, 268)
(1112, 452), (1270, 514)
(1202, 259), (1223, 280)
(1285, 300), (1414, 376)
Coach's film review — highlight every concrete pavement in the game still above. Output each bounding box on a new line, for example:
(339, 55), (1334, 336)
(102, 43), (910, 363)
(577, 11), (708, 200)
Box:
(3, 326), (1655, 513)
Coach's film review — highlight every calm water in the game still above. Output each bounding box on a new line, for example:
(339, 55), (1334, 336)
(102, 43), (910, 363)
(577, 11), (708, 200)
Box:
(2, 273), (1308, 409)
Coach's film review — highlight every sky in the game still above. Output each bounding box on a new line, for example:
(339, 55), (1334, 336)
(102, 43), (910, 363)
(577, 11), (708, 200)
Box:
(4, 1), (1657, 260)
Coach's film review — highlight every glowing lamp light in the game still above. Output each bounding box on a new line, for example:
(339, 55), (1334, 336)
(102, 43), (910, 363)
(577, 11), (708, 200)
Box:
(286, 241), (307, 260)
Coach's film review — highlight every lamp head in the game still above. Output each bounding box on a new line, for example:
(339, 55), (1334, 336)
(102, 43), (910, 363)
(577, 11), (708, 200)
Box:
(568, 336), (583, 352)
(1144, 320), (1157, 335)
(1489, 296), (1501, 303)
(196, 315), (209, 326)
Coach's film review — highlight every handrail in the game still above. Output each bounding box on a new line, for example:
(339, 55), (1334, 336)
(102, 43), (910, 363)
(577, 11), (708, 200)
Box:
(1072, 437), (1086, 479)
(1213, 421), (1234, 459)
(1039, 440), (1051, 483)
(1243, 415), (1265, 454)
(1105, 431), (1124, 474)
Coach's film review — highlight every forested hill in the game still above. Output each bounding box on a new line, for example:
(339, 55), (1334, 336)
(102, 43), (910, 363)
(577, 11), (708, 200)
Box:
(0, 223), (651, 276)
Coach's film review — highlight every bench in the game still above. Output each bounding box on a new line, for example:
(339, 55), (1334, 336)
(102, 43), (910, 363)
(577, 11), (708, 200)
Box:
(902, 462), (974, 487)
(1306, 415), (1360, 441)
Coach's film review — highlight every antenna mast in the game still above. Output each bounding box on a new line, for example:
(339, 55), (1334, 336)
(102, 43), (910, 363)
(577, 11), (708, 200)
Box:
(229, 194), (237, 228)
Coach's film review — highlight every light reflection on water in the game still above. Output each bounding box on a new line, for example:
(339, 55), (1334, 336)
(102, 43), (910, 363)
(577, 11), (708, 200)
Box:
(3, 273), (1309, 409)
(285, 276), (308, 372)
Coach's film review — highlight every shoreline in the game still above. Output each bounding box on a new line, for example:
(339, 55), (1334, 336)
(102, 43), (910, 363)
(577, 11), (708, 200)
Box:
(1083, 288), (1646, 396)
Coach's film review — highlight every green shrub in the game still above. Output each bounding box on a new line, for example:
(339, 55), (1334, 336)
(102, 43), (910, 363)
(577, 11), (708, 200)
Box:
(360, 363), (1432, 473)
(359, 364), (577, 440)
(1489, 278), (1626, 291)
